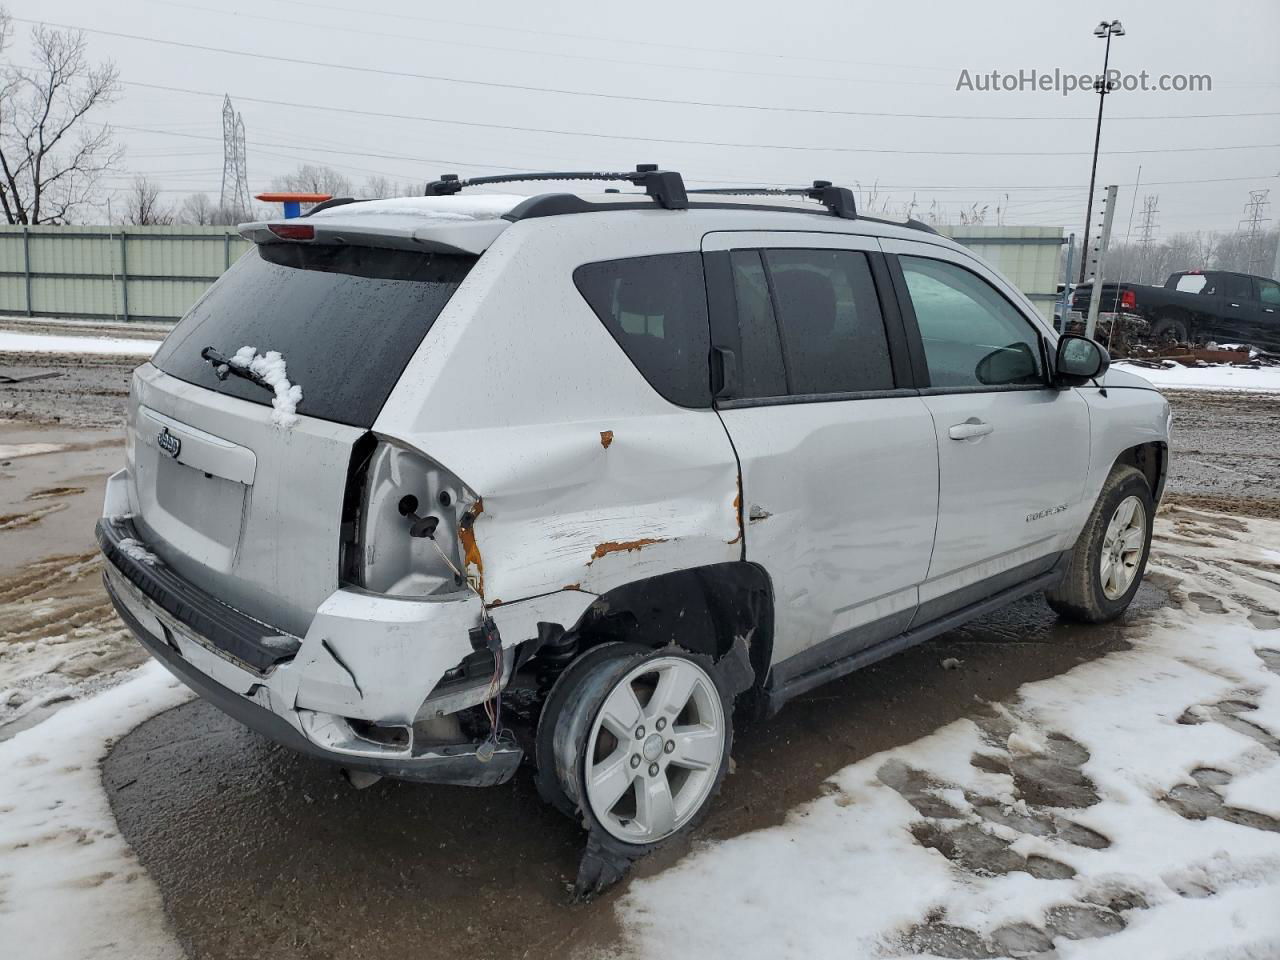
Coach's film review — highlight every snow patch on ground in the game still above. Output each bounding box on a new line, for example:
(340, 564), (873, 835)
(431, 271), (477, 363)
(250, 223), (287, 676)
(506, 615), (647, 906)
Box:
(612, 509), (1280, 960)
(0, 442), (70, 459)
(0, 331), (160, 356)
(228, 346), (302, 427)
(1113, 361), (1280, 394)
(0, 661), (192, 959)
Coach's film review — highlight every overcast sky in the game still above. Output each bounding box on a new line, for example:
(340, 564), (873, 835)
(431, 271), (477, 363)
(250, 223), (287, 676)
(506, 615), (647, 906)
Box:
(7, 0), (1279, 235)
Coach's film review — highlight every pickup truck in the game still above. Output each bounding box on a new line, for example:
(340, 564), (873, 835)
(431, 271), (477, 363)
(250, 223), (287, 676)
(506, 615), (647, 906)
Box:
(1070, 269), (1280, 353)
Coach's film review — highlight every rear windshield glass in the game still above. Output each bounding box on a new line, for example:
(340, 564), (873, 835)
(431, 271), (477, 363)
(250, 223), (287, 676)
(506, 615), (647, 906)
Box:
(151, 244), (477, 428)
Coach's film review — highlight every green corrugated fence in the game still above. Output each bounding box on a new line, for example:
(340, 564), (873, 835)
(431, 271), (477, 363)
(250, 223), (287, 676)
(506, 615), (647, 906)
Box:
(0, 223), (1067, 323)
(0, 225), (252, 321)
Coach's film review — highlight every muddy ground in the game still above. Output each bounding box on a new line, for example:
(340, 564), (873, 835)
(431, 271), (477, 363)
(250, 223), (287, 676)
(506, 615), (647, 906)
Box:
(1, 348), (1277, 959)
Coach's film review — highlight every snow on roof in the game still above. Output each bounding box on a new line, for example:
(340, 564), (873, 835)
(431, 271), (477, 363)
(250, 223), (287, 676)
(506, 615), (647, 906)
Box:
(309, 194), (525, 222)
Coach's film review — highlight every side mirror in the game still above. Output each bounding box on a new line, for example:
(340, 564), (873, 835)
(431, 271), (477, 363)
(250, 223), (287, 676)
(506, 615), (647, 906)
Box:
(976, 342), (1039, 386)
(1055, 334), (1110, 386)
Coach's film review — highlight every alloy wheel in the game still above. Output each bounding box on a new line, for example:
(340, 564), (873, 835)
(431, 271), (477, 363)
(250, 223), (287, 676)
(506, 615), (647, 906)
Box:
(1100, 494), (1147, 600)
(583, 656), (725, 844)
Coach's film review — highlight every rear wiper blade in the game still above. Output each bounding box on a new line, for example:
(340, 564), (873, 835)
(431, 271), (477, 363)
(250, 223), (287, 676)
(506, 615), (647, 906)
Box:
(200, 346), (272, 393)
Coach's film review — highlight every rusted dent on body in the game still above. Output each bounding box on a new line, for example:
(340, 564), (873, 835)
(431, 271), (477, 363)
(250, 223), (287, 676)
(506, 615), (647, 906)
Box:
(728, 475), (744, 546)
(599, 430), (614, 449)
(459, 497), (485, 595)
(587, 538), (666, 564)
(562, 582), (583, 591)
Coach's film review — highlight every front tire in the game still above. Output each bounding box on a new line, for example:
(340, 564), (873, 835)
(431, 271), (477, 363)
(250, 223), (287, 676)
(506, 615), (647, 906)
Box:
(1047, 465), (1154, 623)
(536, 644), (733, 849)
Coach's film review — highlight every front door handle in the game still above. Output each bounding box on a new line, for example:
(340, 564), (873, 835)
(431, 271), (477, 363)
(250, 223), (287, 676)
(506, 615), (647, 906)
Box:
(948, 418), (994, 441)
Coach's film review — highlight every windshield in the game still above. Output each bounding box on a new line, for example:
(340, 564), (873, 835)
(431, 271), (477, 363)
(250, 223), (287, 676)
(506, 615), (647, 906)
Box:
(151, 243), (477, 428)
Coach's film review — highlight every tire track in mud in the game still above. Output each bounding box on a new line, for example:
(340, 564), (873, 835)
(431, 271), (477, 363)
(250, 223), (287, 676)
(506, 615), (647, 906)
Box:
(0, 551), (144, 732)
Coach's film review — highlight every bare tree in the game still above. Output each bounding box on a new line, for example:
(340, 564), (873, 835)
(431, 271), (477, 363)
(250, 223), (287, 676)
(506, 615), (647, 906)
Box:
(361, 174), (415, 198)
(179, 191), (215, 225)
(177, 192), (242, 225)
(272, 163), (353, 198)
(124, 175), (173, 225)
(0, 12), (121, 224)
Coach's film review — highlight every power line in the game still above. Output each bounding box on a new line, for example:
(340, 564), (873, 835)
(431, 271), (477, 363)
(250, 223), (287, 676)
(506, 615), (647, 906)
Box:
(150, 0), (949, 90)
(95, 76), (1280, 159)
(18, 16), (1280, 129)
(113, 123), (1280, 196)
(219, 95), (251, 218)
(1239, 189), (1272, 275)
(253, 0), (964, 73)
(144, 0), (1280, 120)
(1136, 195), (1160, 284)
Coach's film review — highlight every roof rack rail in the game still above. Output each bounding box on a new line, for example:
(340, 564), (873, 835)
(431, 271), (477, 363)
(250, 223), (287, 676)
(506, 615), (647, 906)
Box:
(425, 164), (688, 210)
(687, 181), (857, 219)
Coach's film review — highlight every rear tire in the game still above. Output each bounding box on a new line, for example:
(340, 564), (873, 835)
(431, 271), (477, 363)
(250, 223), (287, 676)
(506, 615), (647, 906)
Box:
(535, 643), (733, 850)
(1150, 316), (1189, 344)
(1047, 465), (1154, 624)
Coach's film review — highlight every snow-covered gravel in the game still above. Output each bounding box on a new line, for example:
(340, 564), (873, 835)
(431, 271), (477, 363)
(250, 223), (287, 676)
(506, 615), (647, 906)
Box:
(612, 509), (1280, 960)
(1113, 361), (1280, 394)
(0, 331), (161, 356)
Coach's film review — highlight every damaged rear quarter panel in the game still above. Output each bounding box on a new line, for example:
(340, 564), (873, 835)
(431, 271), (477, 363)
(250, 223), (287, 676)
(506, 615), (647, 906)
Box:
(467, 414), (741, 600)
(371, 217), (743, 606)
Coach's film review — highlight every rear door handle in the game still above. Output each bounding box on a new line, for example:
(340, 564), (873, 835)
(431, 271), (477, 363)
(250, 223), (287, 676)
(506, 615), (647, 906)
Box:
(948, 418), (994, 441)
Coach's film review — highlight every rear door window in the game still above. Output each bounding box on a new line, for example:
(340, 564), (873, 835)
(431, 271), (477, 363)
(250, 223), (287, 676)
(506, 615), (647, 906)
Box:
(761, 248), (894, 396)
(728, 250), (788, 398)
(152, 244), (476, 428)
(573, 253), (712, 407)
(1224, 275), (1253, 301)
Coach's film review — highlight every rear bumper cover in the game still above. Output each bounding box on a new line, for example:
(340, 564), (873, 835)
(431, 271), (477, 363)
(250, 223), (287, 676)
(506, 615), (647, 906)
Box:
(97, 514), (521, 786)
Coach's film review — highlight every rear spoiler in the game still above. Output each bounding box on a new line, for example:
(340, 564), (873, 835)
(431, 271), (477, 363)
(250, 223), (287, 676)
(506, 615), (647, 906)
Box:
(238, 216), (509, 256)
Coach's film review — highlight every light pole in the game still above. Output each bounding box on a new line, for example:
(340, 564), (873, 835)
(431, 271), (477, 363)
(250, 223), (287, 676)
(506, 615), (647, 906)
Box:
(1079, 19), (1125, 284)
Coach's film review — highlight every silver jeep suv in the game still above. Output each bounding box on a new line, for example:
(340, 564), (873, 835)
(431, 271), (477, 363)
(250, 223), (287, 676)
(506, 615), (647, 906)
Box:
(98, 168), (1169, 891)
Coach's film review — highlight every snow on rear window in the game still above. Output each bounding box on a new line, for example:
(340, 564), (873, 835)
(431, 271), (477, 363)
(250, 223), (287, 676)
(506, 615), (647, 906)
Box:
(228, 346), (302, 428)
(1175, 274), (1208, 294)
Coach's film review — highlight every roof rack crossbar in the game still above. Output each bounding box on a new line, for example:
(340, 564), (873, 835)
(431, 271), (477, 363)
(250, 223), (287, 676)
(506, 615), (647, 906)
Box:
(687, 180), (857, 219)
(425, 165), (688, 210)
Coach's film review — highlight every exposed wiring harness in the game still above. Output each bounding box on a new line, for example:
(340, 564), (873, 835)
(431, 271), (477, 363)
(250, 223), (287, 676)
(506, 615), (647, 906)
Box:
(423, 518), (505, 761)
